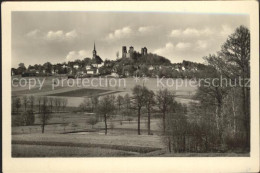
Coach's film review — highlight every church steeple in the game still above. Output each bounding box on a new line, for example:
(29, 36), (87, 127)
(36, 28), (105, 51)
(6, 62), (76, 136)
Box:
(93, 42), (97, 58)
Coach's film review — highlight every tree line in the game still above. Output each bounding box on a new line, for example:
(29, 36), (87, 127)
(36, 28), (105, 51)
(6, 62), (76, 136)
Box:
(12, 96), (68, 133)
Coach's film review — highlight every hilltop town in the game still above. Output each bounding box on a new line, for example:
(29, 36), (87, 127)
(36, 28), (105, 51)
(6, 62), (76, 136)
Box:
(11, 43), (207, 79)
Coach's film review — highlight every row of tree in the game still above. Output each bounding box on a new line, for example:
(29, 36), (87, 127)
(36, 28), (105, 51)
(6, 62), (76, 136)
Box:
(12, 96), (68, 133)
(78, 85), (185, 137)
(12, 96), (68, 114)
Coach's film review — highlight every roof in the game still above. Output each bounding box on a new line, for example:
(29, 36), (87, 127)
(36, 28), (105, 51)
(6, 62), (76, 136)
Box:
(92, 55), (103, 64)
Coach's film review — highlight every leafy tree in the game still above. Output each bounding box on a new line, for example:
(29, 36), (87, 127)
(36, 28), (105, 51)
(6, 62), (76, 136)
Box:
(156, 88), (174, 134)
(90, 96), (99, 112)
(195, 64), (229, 143)
(123, 94), (132, 117)
(96, 95), (116, 135)
(116, 95), (124, 112)
(132, 85), (147, 135)
(219, 25), (250, 149)
(143, 88), (155, 135)
(43, 62), (52, 74)
(39, 97), (51, 133)
(19, 63), (25, 68)
(79, 98), (90, 112)
(164, 102), (188, 152)
(204, 26), (250, 149)
(87, 116), (99, 129)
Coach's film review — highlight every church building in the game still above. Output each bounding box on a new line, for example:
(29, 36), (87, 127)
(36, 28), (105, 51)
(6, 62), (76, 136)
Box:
(86, 42), (103, 75)
(92, 42), (103, 68)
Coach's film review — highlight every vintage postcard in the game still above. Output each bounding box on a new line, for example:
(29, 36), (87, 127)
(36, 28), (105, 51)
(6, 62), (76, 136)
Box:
(2, 1), (259, 172)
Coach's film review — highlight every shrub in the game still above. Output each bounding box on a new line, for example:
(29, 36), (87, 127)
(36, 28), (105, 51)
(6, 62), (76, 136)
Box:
(87, 116), (99, 128)
(12, 114), (23, 126)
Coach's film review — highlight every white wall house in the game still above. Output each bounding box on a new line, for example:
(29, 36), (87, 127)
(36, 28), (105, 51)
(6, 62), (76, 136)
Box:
(148, 66), (154, 71)
(111, 72), (119, 77)
(85, 65), (92, 70)
(87, 70), (94, 74)
(73, 64), (79, 69)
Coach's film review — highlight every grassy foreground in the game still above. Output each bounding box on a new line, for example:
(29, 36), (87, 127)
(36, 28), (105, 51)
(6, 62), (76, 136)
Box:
(12, 144), (138, 157)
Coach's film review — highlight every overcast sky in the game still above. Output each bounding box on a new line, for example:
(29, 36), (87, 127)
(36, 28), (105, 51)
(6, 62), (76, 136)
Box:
(12, 12), (249, 68)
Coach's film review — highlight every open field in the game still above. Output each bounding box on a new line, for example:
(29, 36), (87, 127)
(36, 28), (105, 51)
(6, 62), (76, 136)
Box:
(12, 133), (164, 157)
(12, 112), (162, 135)
(47, 88), (111, 97)
(11, 76), (201, 157)
(12, 77), (198, 106)
(12, 144), (138, 157)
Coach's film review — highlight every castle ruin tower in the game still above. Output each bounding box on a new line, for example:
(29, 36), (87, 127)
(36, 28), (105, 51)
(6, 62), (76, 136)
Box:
(143, 47), (148, 55)
(122, 46), (127, 58)
(129, 46), (134, 59)
(141, 48), (144, 56)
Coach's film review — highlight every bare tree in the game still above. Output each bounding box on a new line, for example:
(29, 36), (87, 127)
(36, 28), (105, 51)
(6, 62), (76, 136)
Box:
(48, 97), (54, 113)
(28, 95), (35, 112)
(54, 98), (61, 112)
(21, 110), (35, 126)
(36, 97), (42, 113)
(61, 98), (68, 112)
(96, 95), (116, 135)
(14, 97), (21, 113)
(22, 95), (28, 111)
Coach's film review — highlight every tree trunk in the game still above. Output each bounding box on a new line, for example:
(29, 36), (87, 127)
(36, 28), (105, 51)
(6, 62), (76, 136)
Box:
(147, 108), (151, 135)
(104, 114), (107, 135)
(41, 124), (45, 133)
(242, 84), (250, 149)
(168, 136), (171, 153)
(231, 89), (236, 134)
(163, 112), (166, 134)
(38, 103), (41, 113)
(138, 108), (141, 135)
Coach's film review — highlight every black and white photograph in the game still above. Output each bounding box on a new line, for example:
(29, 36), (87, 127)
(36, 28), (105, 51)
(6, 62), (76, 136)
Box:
(2, 1), (259, 172)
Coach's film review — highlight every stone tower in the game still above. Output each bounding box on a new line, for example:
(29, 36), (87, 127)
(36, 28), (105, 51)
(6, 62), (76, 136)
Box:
(143, 47), (148, 55)
(141, 48), (144, 55)
(122, 46), (127, 58)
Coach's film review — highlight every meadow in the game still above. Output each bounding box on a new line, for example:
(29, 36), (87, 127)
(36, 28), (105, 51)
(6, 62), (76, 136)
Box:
(11, 76), (200, 157)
